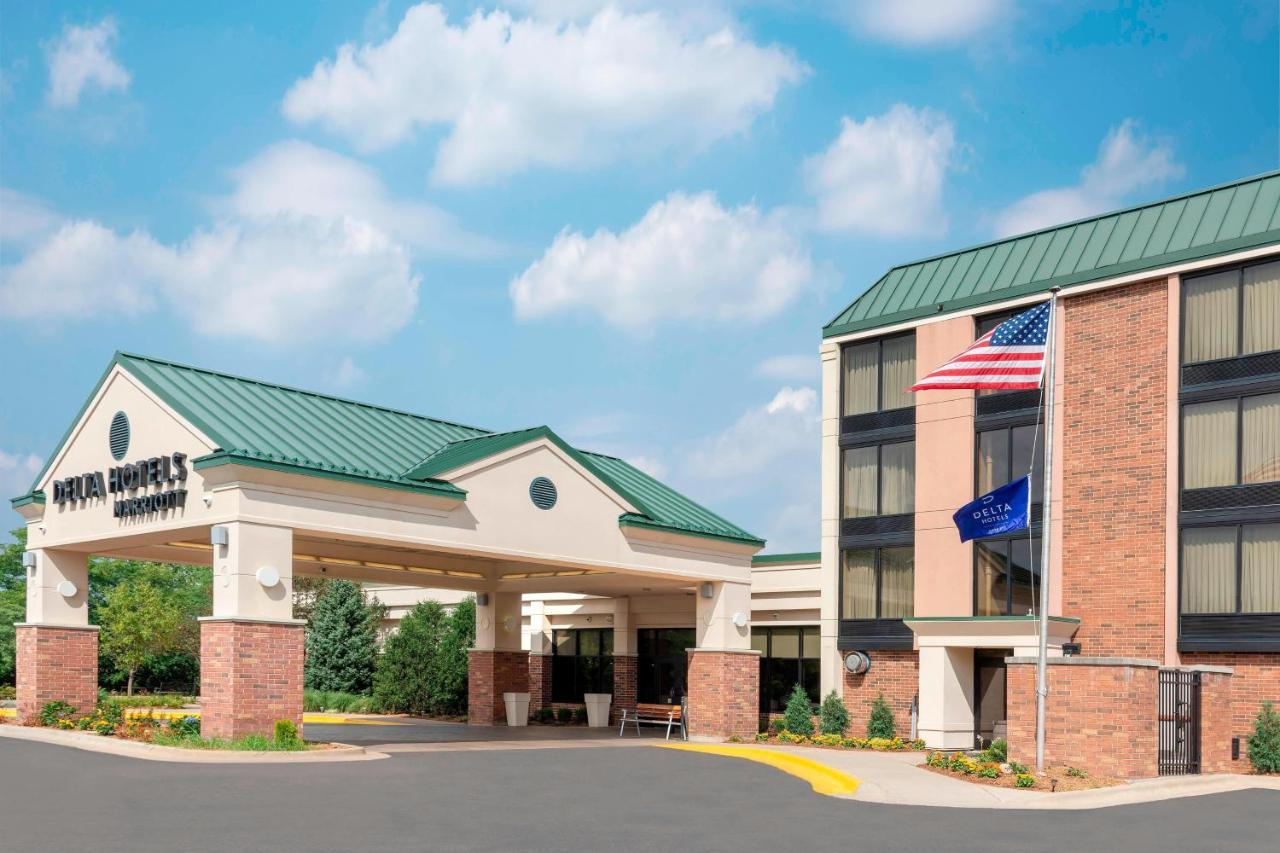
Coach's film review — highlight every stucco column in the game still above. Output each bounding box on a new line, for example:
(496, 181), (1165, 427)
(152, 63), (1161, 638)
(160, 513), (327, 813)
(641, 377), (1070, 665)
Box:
(916, 645), (975, 749)
(199, 521), (303, 740)
(469, 590), (528, 725)
(819, 342), (842, 699)
(687, 581), (759, 740)
(16, 548), (99, 723)
(527, 599), (552, 711)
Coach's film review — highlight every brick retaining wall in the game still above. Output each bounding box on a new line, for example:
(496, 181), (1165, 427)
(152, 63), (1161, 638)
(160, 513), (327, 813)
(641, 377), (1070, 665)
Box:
(15, 625), (100, 724)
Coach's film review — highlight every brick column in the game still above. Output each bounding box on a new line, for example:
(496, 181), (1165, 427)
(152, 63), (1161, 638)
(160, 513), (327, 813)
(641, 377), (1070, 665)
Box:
(15, 624), (99, 723)
(686, 649), (760, 740)
(1197, 668), (1234, 774)
(613, 654), (637, 724)
(528, 653), (553, 711)
(199, 618), (304, 740)
(468, 649), (529, 725)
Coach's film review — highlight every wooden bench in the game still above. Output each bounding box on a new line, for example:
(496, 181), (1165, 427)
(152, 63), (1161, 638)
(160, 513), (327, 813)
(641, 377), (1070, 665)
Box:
(618, 702), (686, 740)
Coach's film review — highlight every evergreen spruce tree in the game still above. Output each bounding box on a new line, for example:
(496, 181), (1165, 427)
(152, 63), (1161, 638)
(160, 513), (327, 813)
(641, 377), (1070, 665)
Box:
(867, 693), (896, 740)
(1248, 701), (1280, 774)
(373, 599), (448, 715)
(818, 690), (850, 736)
(783, 684), (815, 736)
(304, 579), (379, 694)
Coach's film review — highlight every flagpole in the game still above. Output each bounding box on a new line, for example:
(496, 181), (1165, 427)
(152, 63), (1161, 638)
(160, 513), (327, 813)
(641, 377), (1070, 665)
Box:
(1035, 287), (1060, 772)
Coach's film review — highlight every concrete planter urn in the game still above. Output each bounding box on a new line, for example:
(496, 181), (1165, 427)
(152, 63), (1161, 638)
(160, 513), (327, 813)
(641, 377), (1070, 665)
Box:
(503, 692), (531, 727)
(583, 693), (612, 728)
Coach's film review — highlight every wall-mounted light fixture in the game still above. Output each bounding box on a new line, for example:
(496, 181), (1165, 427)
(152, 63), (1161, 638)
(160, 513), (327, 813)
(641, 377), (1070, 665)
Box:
(699, 582), (714, 599)
(476, 593), (490, 607)
(56, 581), (77, 598)
(843, 651), (871, 674)
(731, 611), (748, 628)
(21, 552), (36, 571)
(210, 526), (229, 547)
(256, 566), (281, 588)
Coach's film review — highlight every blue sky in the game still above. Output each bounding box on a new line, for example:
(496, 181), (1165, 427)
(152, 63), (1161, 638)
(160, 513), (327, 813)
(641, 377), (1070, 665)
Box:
(1, 0), (1276, 548)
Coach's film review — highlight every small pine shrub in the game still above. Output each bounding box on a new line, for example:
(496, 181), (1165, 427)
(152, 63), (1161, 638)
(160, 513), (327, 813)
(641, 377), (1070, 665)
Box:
(1065, 766), (1087, 778)
(556, 706), (574, 724)
(274, 719), (301, 748)
(1015, 773), (1036, 788)
(1248, 701), (1280, 774)
(783, 684), (814, 737)
(866, 693), (895, 740)
(573, 706), (588, 725)
(982, 737), (1008, 764)
(818, 690), (849, 736)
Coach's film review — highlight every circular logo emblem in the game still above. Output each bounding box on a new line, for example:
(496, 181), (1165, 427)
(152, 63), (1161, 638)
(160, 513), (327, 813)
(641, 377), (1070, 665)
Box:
(529, 476), (557, 510)
(109, 411), (130, 461)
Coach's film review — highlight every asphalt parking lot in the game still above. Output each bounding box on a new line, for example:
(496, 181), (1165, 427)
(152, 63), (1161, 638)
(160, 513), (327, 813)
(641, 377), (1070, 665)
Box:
(3, 738), (1277, 853)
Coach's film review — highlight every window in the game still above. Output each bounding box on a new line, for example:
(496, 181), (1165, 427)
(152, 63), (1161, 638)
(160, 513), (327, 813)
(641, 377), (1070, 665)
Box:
(842, 334), (916, 416)
(551, 629), (613, 703)
(975, 535), (1042, 616)
(1181, 523), (1280, 614)
(977, 424), (1045, 496)
(842, 441), (915, 517)
(1182, 259), (1280, 364)
(841, 547), (914, 620)
(752, 626), (820, 713)
(1182, 392), (1280, 488)
(636, 628), (694, 704)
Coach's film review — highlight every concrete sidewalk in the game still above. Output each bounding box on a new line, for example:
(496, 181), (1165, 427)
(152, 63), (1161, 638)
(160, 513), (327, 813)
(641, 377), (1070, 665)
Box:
(733, 744), (1280, 809)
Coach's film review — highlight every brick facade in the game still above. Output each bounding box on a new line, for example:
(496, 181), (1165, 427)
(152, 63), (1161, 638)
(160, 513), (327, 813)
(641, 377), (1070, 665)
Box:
(842, 649), (918, 739)
(528, 653), (552, 712)
(468, 649), (529, 725)
(1198, 669), (1234, 774)
(1061, 279), (1169, 660)
(1007, 659), (1160, 779)
(1183, 652), (1280, 768)
(200, 619), (304, 741)
(685, 649), (759, 739)
(15, 625), (100, 724)
(613, 654), (637, 724)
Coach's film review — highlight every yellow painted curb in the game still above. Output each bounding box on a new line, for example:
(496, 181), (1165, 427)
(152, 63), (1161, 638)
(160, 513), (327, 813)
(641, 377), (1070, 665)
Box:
(0, 708), (13, 718)
(658, 743), (860, 796)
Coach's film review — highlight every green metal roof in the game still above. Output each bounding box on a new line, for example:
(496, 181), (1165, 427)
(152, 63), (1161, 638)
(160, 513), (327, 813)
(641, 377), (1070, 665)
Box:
(18, 352), (762, 546)
(824, 171), (1280, 338)
(751, 551), (819, 565)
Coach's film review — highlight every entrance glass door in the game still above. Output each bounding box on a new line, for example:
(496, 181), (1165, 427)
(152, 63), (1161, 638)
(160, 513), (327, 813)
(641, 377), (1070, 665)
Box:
(974, 649), (1011, 749)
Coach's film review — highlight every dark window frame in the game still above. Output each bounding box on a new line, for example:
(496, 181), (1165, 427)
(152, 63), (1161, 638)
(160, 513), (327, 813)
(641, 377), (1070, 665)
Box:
(550, 628), (614, 703)
(1180, 257), (1280, 367)
(753, 626), (820, 713)
(974, 421), (1045, 504)
(839, 545), (914, 621)
(1177, 521), (1280, 618)
(1179, 391), (1280, 491)
(972, 532), (1043, 617)
(840, 331), (917, 417)
(841, 439), (916, 519)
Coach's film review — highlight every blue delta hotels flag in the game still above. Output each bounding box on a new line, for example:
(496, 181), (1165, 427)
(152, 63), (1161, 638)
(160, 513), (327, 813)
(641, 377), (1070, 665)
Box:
(952, 476), (1031, 543)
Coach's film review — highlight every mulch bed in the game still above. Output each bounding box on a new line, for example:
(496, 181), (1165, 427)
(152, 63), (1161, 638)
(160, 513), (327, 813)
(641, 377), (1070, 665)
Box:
(921, 762), (1123, 792)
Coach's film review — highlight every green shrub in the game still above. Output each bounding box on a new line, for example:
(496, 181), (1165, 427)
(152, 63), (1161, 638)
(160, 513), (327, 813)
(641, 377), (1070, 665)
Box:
(305, 580), (381, 695)
(1015, 773), (1036, 788)
(768, 717), (785, 734)
(373, 597), (473, 717)
(1248, 701), (1280, 774)
(1065, 766), (1088, 778)
(754, 732), (769, 742)
(982, 737), (1008, 763)
(978, 763), (1001, 779)
(783, 684), (814, 737)
(274, 719), (301, 748)
(167, 715), (200, 738)
(304, 688), (376, 714)
(556, 706), (574, 724)
(533, 707), (554, 723)
(0, 685), (18, 700)
(1008, 760), (1029, 775)
(573, 705), (588, 725)
(38, 701), (77, 727)
(866, 693), (895, 740)
(818, 690), (849, 736)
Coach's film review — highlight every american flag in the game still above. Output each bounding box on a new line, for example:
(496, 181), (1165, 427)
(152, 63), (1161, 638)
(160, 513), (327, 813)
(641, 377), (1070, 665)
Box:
(909, 301), (1051, 391)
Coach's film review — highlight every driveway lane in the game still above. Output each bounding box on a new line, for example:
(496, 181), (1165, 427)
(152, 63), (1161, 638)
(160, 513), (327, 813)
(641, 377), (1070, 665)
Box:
(1, 739), (1276, 853)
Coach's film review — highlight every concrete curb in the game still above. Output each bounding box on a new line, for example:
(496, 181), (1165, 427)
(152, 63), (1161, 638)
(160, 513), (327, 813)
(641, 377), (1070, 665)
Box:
(0, 724), (388, 764)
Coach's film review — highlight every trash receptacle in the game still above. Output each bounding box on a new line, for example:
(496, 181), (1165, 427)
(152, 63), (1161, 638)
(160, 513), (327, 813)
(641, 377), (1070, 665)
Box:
(583, 693), (612, 728)
(503, 692), (530, 727)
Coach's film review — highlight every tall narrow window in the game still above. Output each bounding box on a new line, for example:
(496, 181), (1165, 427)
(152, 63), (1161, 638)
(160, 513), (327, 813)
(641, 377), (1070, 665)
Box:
(881, 335), (917, 411)
(976, 535), (1042, 616)
(842, 442), (915, 518)
(1181, 525), (1280, 615)
(977, 424), (1044, 495)
(1242, 260), (1280, 356)
(1183, 270), (1239, 363)
(1242, 523), (1280, 613)
(1242, 393), (1280, 484)
(1183, 392), (1280, 489)
(841, 546), (913, 620)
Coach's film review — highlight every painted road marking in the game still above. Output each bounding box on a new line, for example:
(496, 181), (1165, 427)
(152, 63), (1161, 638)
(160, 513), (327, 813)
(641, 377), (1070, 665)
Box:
(0, 708), (408, 726)
(658, 743), (860, 797)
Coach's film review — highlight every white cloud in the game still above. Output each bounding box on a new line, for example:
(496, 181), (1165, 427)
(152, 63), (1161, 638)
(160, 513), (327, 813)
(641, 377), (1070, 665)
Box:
(327, 357), (367, 390)
(993, 120), (1184, 238)
(0, 449), (42, 502)
(221, 140), (496, 257)
(804, 104), (958, 238)
(755, 354), (816, 381)
(45, 18), (130, 108)
(622, 453), (668, 480)
(0, 188), (63, 253)
(511, 191), (814, 332)
(282, 3), (804, 185)
(841, 0), (1012, 46)
(0, 145), (440, 344)
(685, 386), (818, 480)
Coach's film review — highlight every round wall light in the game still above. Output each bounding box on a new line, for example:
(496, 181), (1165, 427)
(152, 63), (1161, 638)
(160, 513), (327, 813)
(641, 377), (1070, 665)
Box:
(843, 651), (871, 675)
(731, 611), (748, 628)
(56, 580), (78, 598)
(256, 566), (281, 588)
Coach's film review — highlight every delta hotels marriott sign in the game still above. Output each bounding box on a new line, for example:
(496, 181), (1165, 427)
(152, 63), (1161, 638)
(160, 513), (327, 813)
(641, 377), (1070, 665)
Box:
(52, 451), (190, 519)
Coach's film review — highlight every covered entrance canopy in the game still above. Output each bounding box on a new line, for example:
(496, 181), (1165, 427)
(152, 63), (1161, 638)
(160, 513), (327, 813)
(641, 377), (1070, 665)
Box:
(12, 353), (765, 740)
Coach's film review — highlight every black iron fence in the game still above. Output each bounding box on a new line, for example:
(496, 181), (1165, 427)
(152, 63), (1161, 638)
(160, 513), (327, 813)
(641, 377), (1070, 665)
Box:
(1158, 669), (1201, 775)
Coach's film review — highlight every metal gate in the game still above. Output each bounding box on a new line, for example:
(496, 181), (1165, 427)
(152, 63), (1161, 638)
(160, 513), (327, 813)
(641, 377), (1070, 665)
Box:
(1158, 669), (1201, 775)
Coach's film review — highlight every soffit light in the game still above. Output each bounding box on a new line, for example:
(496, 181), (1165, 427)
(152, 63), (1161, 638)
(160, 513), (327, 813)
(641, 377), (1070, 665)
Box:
(501, 569), (606, 580)
(291, 553), (483, 579)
